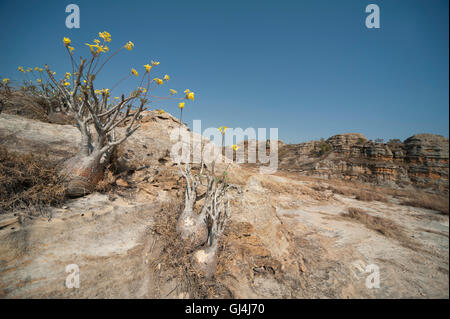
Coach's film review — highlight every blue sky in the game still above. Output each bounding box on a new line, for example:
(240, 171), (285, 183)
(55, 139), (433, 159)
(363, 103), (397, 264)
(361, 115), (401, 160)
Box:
(0, 0), (448, 143)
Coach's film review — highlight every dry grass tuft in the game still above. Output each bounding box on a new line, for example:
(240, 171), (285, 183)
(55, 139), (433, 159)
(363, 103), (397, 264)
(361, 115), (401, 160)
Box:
(400, 193), (449, 215)
(0, 146), (66, 214)
(341, 207), (415, 249)
(0, 90), (74, 124)
(329, 184), (388, 202)
(150, 200), (231, 298)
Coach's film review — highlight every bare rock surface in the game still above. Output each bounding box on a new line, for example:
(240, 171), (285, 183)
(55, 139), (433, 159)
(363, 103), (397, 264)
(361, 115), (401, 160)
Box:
(0, 113), (448, 298)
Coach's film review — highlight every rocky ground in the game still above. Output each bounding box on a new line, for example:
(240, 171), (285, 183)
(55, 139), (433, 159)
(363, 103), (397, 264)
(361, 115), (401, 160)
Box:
(0, 112), (448, 298)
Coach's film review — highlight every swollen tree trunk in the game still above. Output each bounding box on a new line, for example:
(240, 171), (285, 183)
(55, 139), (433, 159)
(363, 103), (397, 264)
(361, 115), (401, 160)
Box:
(191, 188), (230, 278)
(192, 241), (219, 279)
(60, 150), (105, 197)
(176, 188), (208, 250)
(44, 60), (145, 198)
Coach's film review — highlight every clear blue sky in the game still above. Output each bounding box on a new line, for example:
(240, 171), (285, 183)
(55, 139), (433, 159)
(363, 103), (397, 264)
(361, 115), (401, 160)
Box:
(0, 0), (448, 143)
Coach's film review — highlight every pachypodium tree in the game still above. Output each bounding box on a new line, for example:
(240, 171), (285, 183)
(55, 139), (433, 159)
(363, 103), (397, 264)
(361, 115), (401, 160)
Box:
(44, 32), (194, 196)
(174, 109), (233, 278)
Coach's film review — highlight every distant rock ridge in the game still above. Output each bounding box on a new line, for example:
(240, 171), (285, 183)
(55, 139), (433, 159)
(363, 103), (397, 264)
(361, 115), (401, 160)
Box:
(278, 133), (449, 193)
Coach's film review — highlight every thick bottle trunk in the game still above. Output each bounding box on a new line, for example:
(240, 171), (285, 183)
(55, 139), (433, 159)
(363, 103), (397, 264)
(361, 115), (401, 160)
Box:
(192, 242), (219, 279)
(59, 151), (104, 197)
(176, 209), (208, 250)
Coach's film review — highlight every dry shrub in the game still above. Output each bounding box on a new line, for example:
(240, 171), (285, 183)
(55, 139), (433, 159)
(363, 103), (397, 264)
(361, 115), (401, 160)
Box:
(341, 207), (415, 249)
(354, 190), (388, 202)
(95, 166), (116, 193)
(150, 200), (231, 298)
(0, 90), (74, 124)
(401, 193), (449, 215)
(0, 146), (66, 214)
(329, 184), (388, 202)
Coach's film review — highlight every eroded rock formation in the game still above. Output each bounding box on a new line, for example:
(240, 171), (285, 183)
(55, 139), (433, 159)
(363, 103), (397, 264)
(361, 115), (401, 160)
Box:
(278, 133), (449, 193)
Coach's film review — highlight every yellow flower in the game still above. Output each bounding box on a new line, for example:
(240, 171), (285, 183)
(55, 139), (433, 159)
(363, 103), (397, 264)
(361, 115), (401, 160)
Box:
(26, 68), (32, 72)
(158, 109), (165, 114)
(163, 74), (170, 81)
(103, 45), (109, 52)
(138, 87), (147, 93)
(37, 78), (42, 83)
(183, 89), (190, 93)
(144, 64), (152, 72)
(18, 66), (25, 72)
(68, 46), (75, 53)
(52, 72), (56, 75)
(63, 37), (71, 46)
(151, 60), (160, 66)
(85, 43), (96, 54)
(154, 78), (163, 85)
(2, 78), (9, 84)
(34, 67), (39, 71)
(186, 91), (195, 101)
(131, 68), (138, 77)
(232, 144), (240, 151)
(103, 88), (110, 95)
(64, 81), (70, 86)
(114, 97), (120, 100)
(169, 89), (177, 95)
(65, 72), (71, 79)
(178, 102), (185, 109)
(218, 126), (228, 134)
(93, 39), (101, 44)
(99, 31), (111, 42)
(124, 41), (134, 51)
(83, 80), (87, 84)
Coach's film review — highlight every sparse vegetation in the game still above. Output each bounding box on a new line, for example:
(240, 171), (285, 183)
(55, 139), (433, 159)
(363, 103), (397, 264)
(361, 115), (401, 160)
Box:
(151, 200), (231, 298)
(400, 193), (449, 215)
(0, 146), (66, 214)
(329, 184), (388, 202)
(318, 138), (332, 155)
(341, 207), (415, 249)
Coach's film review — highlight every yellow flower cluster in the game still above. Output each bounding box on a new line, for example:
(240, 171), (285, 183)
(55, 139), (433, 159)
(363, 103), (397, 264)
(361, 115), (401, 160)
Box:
(63, 37), (71, 46)
(144, 64), (152, 72)
(94, 88), (110, 95)
(2, 78), (9, 84)
(125, 41), (134, 51)
(99, 31), (111, 42)
(218, 126), (227, 134)
(184, 89), (195, 101)
(18, 66), (44, 73)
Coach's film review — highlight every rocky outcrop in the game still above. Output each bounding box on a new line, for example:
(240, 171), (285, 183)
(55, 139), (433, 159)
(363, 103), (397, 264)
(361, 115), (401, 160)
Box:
(278, 133), (449, 193)
(0, 113), (448, 299)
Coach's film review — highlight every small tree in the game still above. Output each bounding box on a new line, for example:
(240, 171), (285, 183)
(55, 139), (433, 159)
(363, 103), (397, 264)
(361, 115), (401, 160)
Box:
(42, 32), (192, 196)
(174, 122), (232, 278)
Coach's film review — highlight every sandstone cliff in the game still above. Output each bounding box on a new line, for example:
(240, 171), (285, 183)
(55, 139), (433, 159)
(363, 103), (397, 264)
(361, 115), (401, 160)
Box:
(278, 133), (449, 193)
(0, 113), (448, 298)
